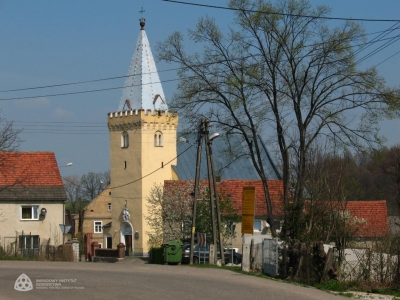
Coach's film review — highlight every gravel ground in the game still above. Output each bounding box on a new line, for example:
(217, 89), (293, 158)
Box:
(332, 291), (396, 300)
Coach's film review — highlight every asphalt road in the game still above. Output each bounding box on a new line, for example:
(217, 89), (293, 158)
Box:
(0, 259), (348, 300)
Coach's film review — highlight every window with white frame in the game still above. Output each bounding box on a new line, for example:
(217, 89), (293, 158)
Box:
(19, 235), (39, 249)
(121, 131), (129, 148)
(94, 221), (103, 233)
(98, 243), (103, 249)
(20, 205), (39, 220)
(254, 219), (262, 232)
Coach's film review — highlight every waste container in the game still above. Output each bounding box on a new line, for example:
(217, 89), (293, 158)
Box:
(149, 247), (164, 264)
(164, 240), (183, 264)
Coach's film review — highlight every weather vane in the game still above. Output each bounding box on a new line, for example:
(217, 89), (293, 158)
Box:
(140, 7), (145, 17)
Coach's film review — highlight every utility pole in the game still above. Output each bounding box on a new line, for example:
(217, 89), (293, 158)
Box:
(189, 118), (225, 265)
(189, 119), (204, 265)
(205, 120), (225, 265)
(204, 121), (218, 263)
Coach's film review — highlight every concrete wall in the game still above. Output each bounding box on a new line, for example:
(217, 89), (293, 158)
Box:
(227, 219), (272, 253)
(0, 201), (64, 248)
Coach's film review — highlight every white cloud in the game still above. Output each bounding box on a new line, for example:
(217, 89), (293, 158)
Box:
(15, 97), (50, 110)
(53, 108), (74, 119)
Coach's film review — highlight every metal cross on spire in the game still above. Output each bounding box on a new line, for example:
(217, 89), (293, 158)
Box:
(140, 7), (145, 16)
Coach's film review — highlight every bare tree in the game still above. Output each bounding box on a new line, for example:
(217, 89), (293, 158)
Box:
(145, 183), (194, 248)
(158, 0), (399, 239)
(80, 171), (109, 200)
(0, 117), (24, 192)
(0, 117), (22, 152)
(63, 175), (83, 214)
(145, 182), (239, 248)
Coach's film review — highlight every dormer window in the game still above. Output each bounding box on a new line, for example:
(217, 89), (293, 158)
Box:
(121, 131), (129, 148)
(154, 131), (163, 147)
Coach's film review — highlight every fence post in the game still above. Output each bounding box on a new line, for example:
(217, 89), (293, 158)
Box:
(282, 246), (287, 279)
(397, 249), (400, 283)
(14, 232), (17, 258)
(250, 239), (254, 272)
(306, 244), (310, 285)
(242, 244), (250, 272)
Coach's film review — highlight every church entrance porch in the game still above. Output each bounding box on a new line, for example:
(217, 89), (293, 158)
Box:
(120, 222), (133, 256)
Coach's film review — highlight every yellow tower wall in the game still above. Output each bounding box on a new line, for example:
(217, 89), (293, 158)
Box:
(108, 109), (178, 256)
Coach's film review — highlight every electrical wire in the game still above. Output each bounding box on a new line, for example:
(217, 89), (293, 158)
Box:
(0, 78), (182, 101)
(352, 22), (400, 58)
(62, 137), (196, 192)
(355, 35), (400, 65)
(374, 49), (400, 67)
(162, 0), (400, 22)
(1, 27), (399, 96)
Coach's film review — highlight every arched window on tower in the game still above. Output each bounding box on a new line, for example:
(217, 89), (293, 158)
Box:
(154, 131), (163, 147)
(121, 131), (129, 148)
(159, 133), (163, 146)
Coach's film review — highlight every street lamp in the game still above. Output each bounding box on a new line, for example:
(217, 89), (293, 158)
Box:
(59, 162), (73, 247)
(60, 163), (73, 167)
(209, 133), (220, 141)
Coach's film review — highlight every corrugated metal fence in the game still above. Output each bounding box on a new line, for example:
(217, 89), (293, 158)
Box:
(262, 238), (279, 277)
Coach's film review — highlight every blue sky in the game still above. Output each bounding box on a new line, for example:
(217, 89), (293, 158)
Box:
(0, 0), (399, 177)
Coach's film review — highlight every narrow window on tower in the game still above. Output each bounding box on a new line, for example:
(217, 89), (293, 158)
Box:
(121, 131), (129, 148)
(154, 131), (163, 147)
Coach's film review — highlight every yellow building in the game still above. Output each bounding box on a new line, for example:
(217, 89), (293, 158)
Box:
(108, 110), (177, 255)
(79, 187), (112, 249)
(106, 18), (177, 256)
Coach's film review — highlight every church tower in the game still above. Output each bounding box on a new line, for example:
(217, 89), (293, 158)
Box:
(107, 19), (178, 256)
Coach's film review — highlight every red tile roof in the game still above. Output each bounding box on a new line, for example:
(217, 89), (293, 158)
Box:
(164, 180), (388, 238)
(0, 152), (63, 186)
(219, 180), (284, 217)
(305, 200), (389, 238)
(344, 200), (388, 238)
(164, 179), (284, 217)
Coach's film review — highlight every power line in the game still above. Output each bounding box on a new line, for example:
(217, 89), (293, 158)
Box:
(0, 67), (181, 93)
(0, 30), (397, 102)
(12, 121), (104, 125)
(355, 34), (400, 65)
(0, 78), (182, 101)
(1, 26), (399, 96)
(352, 22), (400, 58)
(162, 0), (400, 22)
(62, 138), (196, 191)
(374, 49), (400, 67)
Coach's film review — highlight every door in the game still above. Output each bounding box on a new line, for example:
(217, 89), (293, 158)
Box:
(106, 234), (112, 249)
(125, 235), (132, 256)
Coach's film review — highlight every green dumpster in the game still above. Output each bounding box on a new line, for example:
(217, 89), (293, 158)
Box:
(150, 247), (164, 264)
(164, 240), (183, 264)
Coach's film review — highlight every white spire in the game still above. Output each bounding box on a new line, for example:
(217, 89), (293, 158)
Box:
(118, 19), (167, 112)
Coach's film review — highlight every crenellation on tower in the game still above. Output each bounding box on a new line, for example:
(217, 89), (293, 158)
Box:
(108, 111), (178, 132)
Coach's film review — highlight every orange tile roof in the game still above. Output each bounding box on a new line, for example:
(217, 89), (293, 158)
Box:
(219, 180), (284, 217)
(164, 179), (284, 217)
(0, 152), (63, 186)
(305, 200), (389, 238)
(344, 200), (388, 238)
